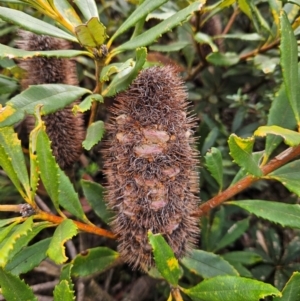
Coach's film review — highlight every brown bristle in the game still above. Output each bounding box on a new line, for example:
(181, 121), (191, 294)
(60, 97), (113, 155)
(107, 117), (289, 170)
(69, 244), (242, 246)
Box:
(102, 66), (200, 270)
(17, 31), (85, 170)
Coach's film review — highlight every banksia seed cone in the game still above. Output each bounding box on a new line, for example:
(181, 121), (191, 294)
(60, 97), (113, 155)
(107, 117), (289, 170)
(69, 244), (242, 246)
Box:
(17, 31), (85, 170)
(103, 66), (200, 270)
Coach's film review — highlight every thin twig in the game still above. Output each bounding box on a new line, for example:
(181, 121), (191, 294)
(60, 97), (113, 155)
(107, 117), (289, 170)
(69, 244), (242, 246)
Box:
(196, 145), (300, 217)
(222, 7), (240, 35)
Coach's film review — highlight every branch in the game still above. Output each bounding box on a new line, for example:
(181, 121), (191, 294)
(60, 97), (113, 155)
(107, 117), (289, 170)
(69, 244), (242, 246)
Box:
(34, 211), (116, 239)
(196, 145), (300, 217)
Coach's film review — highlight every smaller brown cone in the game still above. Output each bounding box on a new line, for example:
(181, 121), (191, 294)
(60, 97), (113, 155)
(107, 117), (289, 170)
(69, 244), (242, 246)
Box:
(16, 31), (85, 170)
(103, 66), (200, 270)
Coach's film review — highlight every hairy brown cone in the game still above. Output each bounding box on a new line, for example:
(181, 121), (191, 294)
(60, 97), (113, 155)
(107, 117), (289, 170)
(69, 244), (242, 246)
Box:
(16, 31), (85, 170)
(103, 66), (200, 270)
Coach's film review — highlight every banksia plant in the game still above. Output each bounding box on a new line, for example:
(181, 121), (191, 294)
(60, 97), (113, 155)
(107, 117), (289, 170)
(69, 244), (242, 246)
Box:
(103, 66), (200, 270)
(17, 31), (85, 170)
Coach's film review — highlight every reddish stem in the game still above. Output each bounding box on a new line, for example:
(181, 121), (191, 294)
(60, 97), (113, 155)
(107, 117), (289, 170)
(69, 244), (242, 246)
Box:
(196, 145), (300, 217)
(35, 211), (116, 239)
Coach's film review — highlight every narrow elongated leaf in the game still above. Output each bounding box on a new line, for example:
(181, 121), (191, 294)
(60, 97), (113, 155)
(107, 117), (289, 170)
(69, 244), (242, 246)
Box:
(53, 280), (75, 301)
(6, 222), (52, 262)
(265, 84), (296, 160)
(5, 238), (51, 275)
(82, 120), (105, 150)
(47, 219), (78, 264)
(268, 159), (300, 196)
(205, 147), (223, 189)
(74, 0), (99, 20)
(280, 11), (300, 123)
(214, 218), (250, 252)
(102, 47), (147, 97)
(206, 52), (239, 66)
(109, 0), (169, 44)
(182, 276), (280, 301)
(148, 232), (181, 286)
(194, 32), (218, 52)
(75, 17), (108, 48)
(53, 0), (82, 27)
(100, 60), (134, 82)
(228, 134), (263, 177)
(274, 272), (300, 301)
(0, 84), (91, 127)
(181, 250), (238, 279)
(58, 168), (90, 222)
(0, 268), (37, 301)
(0, 7), (76, 42)
(0, 222), (18, 245)
(228, 200), (300, 229)
(0, 75), (18, 94)
(149, 41), (190, 52)
(111, 2), (202, 54)
(71, 247), (119, 277)
(222, 251), (262, 265)
(0, 127), (30, 198)
(0, 131), (26, 199)
(0, 218), (21, 229)
(81, 180), (113, 224)
(35, 120), (88, 221)
(0, 43), (89, 60)
(36, 127), (60, 210)
(254, 125), (300, 146)
(72, 94), (103, 114)
(0, 217), (33, 267)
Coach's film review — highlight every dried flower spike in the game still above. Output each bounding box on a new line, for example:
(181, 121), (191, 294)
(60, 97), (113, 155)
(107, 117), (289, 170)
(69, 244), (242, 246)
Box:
(17, 31), (85, 170)
(103, 66), (200, 270)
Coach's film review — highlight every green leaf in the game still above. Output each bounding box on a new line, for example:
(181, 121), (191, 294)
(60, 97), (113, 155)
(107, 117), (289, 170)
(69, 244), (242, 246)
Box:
(205, 147), (223, 190)
(181, 250), (238, 279)
(81, 180), (113, 224)
(149, 41), (189, 52)
(206, 52), (240, 66)
(52, 0), (82, 27)
(274, 272), (300, 301)
(35, 121), (89, 221)
(82, 120), (105, 150)
(217, 33), (264, 41)
(148, 232), (181, 286)
(100, 59), (134, 83)
(228, 134), (263, 177)
(5, 222), (51, 262)
(0, 222), (18, 245)
(0, 84), (91, 128)
(5, 238), (51, 275)
(0, 43), (89, 60)
(58, 168), (90, 222)
(228, 200), (300, 229)
(254, 125), (300, 146)
(35, 126), (60, 210)
(74, 0), (99, 21)
(0, 75), (18, 94)
(194, 32), (218, 52)
(71, 247), (119, 277)
(109, 0), (169, 44)
(267, 159), (300, 196)
(47, 219), (78, 264)
(222, 251), (262, 266)
(72, 94), (103, 114)
(280, 11), (300, 123)
(265, 84), (297, 161)
(0, 217), (33, 267)
(102, 47), (147, 97)
(53, 280), (75, 301)
(0, 7), (76, 42)
(214, 218), (250, 252)
(0, 268), (37, 301)
(111, 1), (202, 54)
(0, 218), (21, 229)
(182, 275), (281, 301)
(75, 17), (108, 48)
(0, 127), (29, 199)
